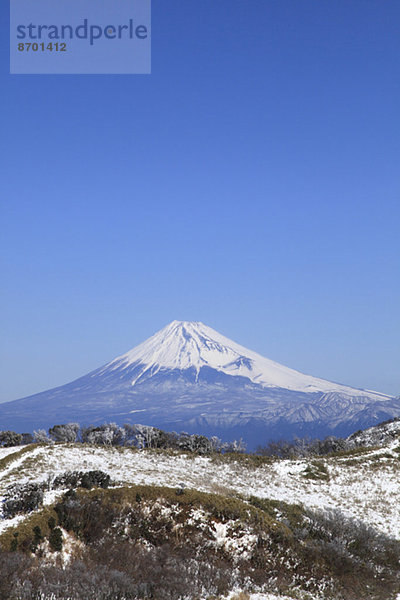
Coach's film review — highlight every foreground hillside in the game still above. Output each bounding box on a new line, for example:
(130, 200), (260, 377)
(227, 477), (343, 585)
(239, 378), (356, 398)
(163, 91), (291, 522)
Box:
(1, 437), (400, 539)
(1, 432), (400, 599)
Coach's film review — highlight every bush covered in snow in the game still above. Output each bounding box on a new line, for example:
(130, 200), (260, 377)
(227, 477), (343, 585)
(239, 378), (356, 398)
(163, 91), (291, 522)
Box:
(2, 483), (45, 518)
(52, 470), (111, 490)
(49, 423), (80, 443)
(0, 430), (31, 447)
(28, 421), (246, 455)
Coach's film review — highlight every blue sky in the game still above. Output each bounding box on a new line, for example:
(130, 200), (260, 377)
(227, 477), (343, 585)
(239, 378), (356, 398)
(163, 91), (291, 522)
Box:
(1, 0), (399, 401)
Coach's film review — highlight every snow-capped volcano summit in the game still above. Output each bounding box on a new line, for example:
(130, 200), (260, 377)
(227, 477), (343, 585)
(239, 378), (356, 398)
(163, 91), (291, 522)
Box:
(0, 320), (398, 448)
(102, 320), (387, 399)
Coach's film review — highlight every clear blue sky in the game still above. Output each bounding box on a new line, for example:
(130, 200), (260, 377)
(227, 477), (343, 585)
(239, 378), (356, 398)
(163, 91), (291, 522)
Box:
(1, 0), (399, 402)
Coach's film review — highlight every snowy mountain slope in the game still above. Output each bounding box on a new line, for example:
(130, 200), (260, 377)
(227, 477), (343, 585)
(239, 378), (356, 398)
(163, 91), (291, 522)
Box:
(347, 416), (400, 447)
(0, 321), (398, 446)
(99, 320), (388, 397)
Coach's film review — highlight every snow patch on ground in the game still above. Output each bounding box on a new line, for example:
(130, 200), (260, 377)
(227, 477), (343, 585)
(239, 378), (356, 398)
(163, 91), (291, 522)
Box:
(226, 592), (311, 600)
(212, 520), (258, 559)
(0, 446), (26, 461)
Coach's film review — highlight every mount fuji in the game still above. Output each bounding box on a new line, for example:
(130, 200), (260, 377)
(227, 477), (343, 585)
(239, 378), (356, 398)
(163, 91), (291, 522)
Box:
(1, 320), (399, 448)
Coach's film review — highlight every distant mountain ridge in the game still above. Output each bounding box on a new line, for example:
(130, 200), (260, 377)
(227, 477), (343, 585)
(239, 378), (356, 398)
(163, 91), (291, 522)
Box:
(0, 320), (398, 448)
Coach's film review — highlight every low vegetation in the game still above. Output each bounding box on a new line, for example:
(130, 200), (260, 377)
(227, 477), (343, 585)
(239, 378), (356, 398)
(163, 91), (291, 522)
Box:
(1, 482), (399, 600)
(2, 416), (400, 459)
(1, 422), (246, 455)
(302, 460), (330, 481)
